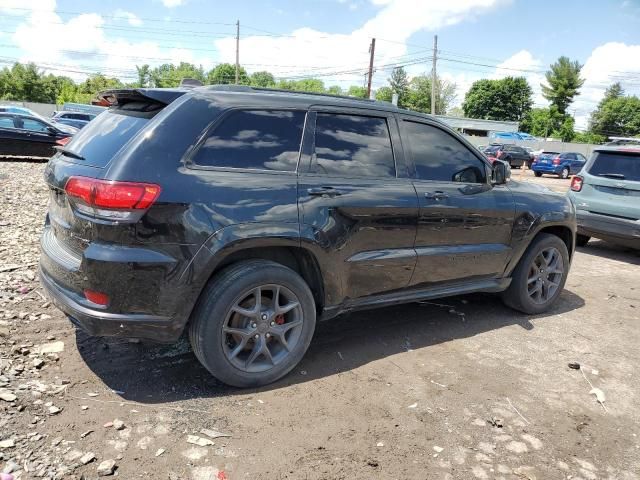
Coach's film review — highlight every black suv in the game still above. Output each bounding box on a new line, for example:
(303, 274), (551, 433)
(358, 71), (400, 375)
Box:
(483, 143), (531, 168)
(40, 86), (576, 387)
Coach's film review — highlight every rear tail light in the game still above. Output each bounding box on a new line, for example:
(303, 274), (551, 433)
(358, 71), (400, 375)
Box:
(552, 155), (562, 165)
(84, 289), (109, 306)
(570, 175), (583, 192)
(65, 176), (161, 220)
(56, 137), (71, 146)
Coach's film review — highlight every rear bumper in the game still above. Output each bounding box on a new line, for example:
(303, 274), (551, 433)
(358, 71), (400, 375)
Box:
(40, 266), (183, 342)
(532, 164), (561, 174)
(576, 210), (640, 248)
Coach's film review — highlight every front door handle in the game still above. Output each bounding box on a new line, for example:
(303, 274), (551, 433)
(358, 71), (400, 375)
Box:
(307, 186), (344, 197)
(424, 191), (449, 200)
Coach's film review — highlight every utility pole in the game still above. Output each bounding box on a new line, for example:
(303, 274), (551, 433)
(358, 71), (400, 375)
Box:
(235, 20), (240, 84)
(431, 34), (438, 115)
(366, 38), (376, 99)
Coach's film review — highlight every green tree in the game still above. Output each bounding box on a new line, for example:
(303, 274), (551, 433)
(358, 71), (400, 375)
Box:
(462, 77), (532, 121)
(388, 67), (409, 106)
(249, 71), (275, 87)
(135, 64), (151, 88)
(590, 95), (640, 137)
(326, 85), (343, 95)
(347, 85), (367, 98)
(374, 86), (393, 102)
(541, 56), (585, 114)
(207, 63), (248, 85)
(573, 131), (606, 144)
(149, 63), (205, 88)
(589, 83), (640, 137)
(276, 78), (325, 93)
(404, 75), (457, 115)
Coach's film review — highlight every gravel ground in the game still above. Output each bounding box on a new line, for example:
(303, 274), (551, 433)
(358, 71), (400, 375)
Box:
(1, 160), (639, 480)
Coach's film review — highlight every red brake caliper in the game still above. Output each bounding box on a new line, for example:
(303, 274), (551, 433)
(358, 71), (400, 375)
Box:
(274, 314), (285, 325)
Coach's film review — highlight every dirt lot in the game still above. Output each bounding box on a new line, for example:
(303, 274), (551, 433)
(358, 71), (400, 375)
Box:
(1, 160), (639, 480)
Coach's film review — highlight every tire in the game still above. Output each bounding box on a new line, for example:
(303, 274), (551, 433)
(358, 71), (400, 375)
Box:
(501, 233), (570, 315)
(534, 171), (543, 177)
(576, 234), (590, 247)
(188, 260), (316, 388)
(560, 167), (570, 179)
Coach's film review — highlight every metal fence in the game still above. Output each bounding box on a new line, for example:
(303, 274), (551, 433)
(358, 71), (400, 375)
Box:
(0, 100), (58, 117)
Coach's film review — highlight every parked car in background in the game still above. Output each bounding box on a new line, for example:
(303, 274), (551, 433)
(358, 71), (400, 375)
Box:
(0, 105), (41, 116)
(51, 111), (97, 130)
(0, 112), (77, 158)
(483, 143), (530, 168)
(40, 85), (576, 387)
(568, 147), (640, 249)
(532, 152), (587, 179)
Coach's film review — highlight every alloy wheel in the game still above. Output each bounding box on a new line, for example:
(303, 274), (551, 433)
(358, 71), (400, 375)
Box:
(221, 284), (304, 373)
(527, 247), (564, 305)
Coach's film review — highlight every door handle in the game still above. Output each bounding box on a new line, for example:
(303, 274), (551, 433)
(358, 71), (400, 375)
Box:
(424, 191), (449, 200)
(307, 186), (344, 197)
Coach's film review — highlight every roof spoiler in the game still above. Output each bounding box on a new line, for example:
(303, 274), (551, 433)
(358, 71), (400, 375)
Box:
(93, 88), (188, 107)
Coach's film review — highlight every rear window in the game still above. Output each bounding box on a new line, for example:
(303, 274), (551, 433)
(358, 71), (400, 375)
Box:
(65, 102), (160, 167)
(191, 109), (305, 171)
(588, 151), (640, 182)
(484, 145), (500, 154)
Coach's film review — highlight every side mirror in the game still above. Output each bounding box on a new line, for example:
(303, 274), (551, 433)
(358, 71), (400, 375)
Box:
(491, 161), (508, 185)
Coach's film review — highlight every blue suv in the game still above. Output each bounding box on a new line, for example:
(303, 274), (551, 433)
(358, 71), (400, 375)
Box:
(532, 152), (587, 179)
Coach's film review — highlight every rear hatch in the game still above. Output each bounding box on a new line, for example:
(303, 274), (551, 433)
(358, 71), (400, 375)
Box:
(578, 149), (640, 220)
(535, 152), (559, 165)
(42, 88), (186, 287)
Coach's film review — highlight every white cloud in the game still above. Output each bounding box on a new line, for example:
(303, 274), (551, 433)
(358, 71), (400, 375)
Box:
(114, 9), (142, 27)
(214, 0), (507, 89)
(162, 0), (185, 7)
(7, 1), (212, 82)
(573, 42), (640, 129)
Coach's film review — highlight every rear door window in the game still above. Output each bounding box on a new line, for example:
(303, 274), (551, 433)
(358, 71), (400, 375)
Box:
(192, 109), (305, 171)
(311, 113), (396, 178)
(0, 116), (15, 129)
(588, 151), (640, 182)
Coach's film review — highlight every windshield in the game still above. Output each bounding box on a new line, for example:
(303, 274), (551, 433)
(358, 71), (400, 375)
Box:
(588, 151), (640, 182)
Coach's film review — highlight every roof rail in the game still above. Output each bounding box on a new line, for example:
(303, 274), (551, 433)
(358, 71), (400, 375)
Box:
(202, 84), (385, 105)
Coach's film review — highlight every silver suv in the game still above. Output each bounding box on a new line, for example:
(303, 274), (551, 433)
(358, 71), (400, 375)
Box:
(568, 147), (640, 249)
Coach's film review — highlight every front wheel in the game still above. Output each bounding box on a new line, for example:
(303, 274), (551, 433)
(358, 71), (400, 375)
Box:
(188, 260), (316, 388)
(502, 233), (570, 314)
(534, 171), (543, 177)
(560, 167), (570, 179)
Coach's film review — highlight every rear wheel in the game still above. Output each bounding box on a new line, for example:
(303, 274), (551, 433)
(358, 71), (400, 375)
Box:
(189, 260), (316, 388)
(576, 234), (590, 247)
(560, 167), (570, 179)
(534, 171), (543, 177)
(502, 233), (569, 314)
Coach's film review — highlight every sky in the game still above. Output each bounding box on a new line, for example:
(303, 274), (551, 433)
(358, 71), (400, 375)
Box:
(0, 0), (639, 129)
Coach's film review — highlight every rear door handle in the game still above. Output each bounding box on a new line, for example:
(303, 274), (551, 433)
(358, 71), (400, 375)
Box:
(424, 191), (449, 200)
(307, 186), (344, 197)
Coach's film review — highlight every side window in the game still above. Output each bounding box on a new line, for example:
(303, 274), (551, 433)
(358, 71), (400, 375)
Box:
(311, 113), (395, 178)
(20, 118), (49, 132)
(191, 109), (305, 171)
(403, 120), (487, 184)
(0, 116), (15, 129)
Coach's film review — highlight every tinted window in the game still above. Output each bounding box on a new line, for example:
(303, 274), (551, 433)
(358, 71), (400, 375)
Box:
(0, 116), (15, 129)
(312, 113), (395, 177)
(20, 118), (49, 132)
(192, 110), (305, 171)
(66, 102), (159, 167)
(588, 152), (640, 182)
(403, 121), (487, 183)
(484, 145), (500, 154)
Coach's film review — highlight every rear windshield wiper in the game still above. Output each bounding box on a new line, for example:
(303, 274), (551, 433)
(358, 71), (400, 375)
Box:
(54, 146), (85, 160)
(596, 173), (625, 179)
